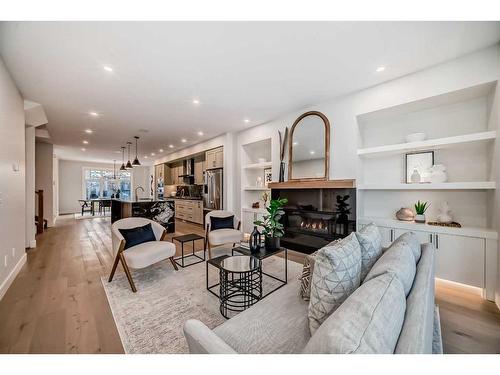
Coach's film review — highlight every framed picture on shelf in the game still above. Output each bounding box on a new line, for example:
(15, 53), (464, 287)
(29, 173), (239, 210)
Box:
(264, 168), (272, 187)
(405, 151), (434, 183)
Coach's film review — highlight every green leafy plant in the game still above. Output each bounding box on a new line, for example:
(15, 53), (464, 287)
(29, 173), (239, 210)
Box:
(414, 200), (429, 215)
(254, 198), (288, 238)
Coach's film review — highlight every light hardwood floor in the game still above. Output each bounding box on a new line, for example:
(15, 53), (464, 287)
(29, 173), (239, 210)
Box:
(0, 214), (499, 353)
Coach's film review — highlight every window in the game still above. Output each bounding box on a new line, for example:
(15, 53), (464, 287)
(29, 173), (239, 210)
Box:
(83, 167), (132, 200)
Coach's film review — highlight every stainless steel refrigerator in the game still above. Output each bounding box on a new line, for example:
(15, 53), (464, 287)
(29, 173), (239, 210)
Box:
(204, 168), (223, 210)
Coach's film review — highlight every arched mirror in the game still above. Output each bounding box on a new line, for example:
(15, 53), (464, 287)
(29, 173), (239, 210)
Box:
(288, 111), (330, 181)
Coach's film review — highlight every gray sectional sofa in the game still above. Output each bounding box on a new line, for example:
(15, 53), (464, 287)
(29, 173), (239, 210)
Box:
(183, 239), (442, 354)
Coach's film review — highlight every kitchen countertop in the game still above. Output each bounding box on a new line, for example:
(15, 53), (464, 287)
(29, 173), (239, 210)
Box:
(169, 196), (203, 201)
(111, 198), (175, 203)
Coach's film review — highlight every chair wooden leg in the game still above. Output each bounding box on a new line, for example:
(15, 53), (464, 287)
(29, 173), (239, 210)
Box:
(169, 256), (178, 271)
(108, 253), (120, 282)
(119, 253), (137, 292)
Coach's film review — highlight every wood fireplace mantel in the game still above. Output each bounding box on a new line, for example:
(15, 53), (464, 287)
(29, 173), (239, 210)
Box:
(268, 179), (356, 189)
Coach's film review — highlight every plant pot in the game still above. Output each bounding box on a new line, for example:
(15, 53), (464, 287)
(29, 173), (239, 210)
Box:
(265, 236), (280, 250)
(415, 214), (426, 223)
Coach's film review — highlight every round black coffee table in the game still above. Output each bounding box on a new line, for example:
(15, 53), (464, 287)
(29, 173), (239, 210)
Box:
(219, 255), (262, 319)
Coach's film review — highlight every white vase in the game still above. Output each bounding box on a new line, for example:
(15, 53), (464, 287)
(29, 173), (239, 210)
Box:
(415, 214), (426, 223)
(437, 201), (453, 223)
(429, 164), (447, 183)
(410, 169), (421, 183)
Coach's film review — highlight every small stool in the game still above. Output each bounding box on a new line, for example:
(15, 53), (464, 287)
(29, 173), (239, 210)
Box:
(172, 233), (206, 268)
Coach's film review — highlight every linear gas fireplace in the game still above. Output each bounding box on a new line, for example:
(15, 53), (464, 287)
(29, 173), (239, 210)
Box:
(269, 180), (356, 254)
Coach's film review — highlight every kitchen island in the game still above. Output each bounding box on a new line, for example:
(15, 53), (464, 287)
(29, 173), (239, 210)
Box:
(111, 198), (175, 233)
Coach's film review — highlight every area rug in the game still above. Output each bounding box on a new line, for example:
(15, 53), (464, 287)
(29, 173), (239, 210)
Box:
(101, 246), (303, 353)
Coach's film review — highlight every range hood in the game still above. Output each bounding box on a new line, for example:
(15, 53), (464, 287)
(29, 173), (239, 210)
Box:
(179, 158), (195, 178)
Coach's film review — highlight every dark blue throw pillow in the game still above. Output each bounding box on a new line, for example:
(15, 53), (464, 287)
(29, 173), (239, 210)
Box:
(210, 215), (234, 231)
(119, 223), (157, 249)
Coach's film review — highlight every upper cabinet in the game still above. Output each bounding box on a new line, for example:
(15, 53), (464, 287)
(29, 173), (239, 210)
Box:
(194, 157), (205, 184)
(206, 147), (223, 169)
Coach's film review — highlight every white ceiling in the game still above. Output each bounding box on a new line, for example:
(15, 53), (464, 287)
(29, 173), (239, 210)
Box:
(1, 21), (499, 164)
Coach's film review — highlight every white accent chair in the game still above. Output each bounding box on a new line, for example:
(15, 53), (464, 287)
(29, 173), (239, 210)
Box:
(109, 217), (177, 292)
(205, 210), (243, 259)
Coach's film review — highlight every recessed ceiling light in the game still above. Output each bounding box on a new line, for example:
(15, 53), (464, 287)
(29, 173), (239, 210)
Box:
(181, 138), (187, 143)
(159, 149), (164, 153)
(103, 65), (113, 72)
(197, 131), (204, 136)
(85, 129), (93, 134)
(169, 144), (174, 148)
(376, 66), (386, 72)
(144, 155), (148, 159)
(81, 148), (86, 151)
(192, 99), (200, 105)
(82, 140), (89, 144)
(244, 119), (250, 123)
(151, 153), (155, 156)
(89, 111), (99, 117)
(309, 150), (315, 155)
(293, 141), (298, 146)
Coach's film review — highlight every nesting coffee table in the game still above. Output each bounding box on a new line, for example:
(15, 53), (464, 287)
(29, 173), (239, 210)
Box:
(172, 233), (205, 268)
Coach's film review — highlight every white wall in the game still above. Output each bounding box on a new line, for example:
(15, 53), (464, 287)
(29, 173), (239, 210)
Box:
(25, 126), (36, 248)
(58, 160), (152, 214)
(35, 141), (54, 227)
(0, 57), (26, 300)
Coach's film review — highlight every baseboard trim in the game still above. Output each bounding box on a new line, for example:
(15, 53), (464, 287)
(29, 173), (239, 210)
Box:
(29, 239), (37, 249)
(0, 253), (27, 301)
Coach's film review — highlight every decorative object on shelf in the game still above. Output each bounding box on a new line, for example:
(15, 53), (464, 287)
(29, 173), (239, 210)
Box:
(115, 188), (121, 199)
(264, 167), (272, 187)
(427, 221), (462, 228)
(251, 201), (260, 209)
(396, 207), (415, 221)
(261, 191), (269, 207)
(120, 146), (126, 171)
(254, 197), (288, 250)
(256, 176), (263, 187)
(437, 201), (453, 224)
(132, 136), (141, 166)
(336, 195), (351, 223)
(125, 142), (133, 169)
(414, 200), (429, 223)
(288, 111), (330, 181)
(257, 157), (267, 163)
(429, 164), (448, 183)
(410, 169), (421, 183)
(249, 226), (262, 254)
(405, 151), (434, 183)
(405, 132), (427, 143)
(278, 127), (289, 182)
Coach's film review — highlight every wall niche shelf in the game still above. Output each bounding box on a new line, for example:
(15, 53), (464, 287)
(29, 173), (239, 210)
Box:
(357, 130), (496, 158)
(358, 182), (496, 190)
(242, 161), (272, 170)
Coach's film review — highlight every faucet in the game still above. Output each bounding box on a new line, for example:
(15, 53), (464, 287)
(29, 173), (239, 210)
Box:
(135, 186), (145, 201)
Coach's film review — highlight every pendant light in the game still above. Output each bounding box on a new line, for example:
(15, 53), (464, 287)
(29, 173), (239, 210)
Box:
(120, 146), (126, 171)
(132, 136), (141, 166)
(125, 142), (133, 169)
(113, 159), (117, 179)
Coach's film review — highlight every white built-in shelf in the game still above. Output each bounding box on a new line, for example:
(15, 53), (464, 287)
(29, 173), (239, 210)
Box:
(242, 161), (272, 170)
(358, 217), (498, 240)
(357, 131), (496, 158)
(242, 207), (267, 214)
(243, 186), (270, 191)
(358, 181), (496, 190)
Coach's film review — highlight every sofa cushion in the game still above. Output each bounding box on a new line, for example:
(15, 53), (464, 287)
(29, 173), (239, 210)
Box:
(363, 239), (416, 296)
(213, 278), (310, 354)
(308, 233), (362, 335)
(208, 228), (244, 246)
(355, 223), (383, 280)
(119, 223), (157, 249)
(299, 240), (340, 301)
(303, 272), (406, 354)
(392, 231), (421, 263)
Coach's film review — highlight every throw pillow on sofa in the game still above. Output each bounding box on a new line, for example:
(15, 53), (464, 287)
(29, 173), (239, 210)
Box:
(299, 239), (340, 301)
(303, 272), (406, 354)
(308, 233), (362, 335)
(392, 231), (422, 263)
(355, 223), (383, 280)
(363, 239), (416, 296)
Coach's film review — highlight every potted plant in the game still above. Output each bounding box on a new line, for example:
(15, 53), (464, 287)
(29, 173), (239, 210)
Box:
(254, 197), (288, 250)
(414, 200), (429, 223)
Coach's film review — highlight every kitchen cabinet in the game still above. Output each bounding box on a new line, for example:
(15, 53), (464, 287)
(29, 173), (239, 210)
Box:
(174, 199), (203, 224)
(169, 163), (183, 185)
(194, 158), (205, 184)
(206, 147), (223, 169)
(394, 228), (433, 245)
